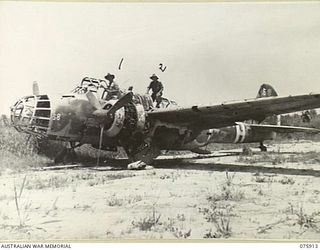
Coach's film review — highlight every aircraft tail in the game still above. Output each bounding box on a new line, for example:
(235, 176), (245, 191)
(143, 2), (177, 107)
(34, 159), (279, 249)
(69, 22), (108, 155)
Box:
(256, 83), (280, 125)
(256, 83), (278, 98)
(33, 81), (40, 95)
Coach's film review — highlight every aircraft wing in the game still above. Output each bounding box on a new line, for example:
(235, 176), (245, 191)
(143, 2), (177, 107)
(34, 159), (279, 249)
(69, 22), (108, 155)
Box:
(245, 123), (320, 133)
(147, 93), (320, 130)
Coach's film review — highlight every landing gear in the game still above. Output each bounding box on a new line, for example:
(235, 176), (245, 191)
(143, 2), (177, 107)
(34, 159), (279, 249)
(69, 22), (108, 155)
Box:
(127, 160), (147, 170)
(125, 138), (160, 170)
(54, 142), (81, 165)
(259, 142), (267, 152)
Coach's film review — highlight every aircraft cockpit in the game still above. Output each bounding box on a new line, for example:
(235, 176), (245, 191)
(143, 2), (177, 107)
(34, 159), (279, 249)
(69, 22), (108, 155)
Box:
(72, 77), (107, 94)
(71, 77), (178, 110)
(10, 95), (51, 137)
(72, 77), (120, 100)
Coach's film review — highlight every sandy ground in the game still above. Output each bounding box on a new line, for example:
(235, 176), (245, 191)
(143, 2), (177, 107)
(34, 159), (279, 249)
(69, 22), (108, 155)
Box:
(1, 141), (320, 241)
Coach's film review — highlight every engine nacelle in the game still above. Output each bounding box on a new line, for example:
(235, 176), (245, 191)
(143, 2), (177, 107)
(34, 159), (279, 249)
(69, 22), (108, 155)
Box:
(113, 102), (147, 139)
(134, 104), (147, 132)
(95, 100), (147, 139)
(82, 100), (148, 149)
(104, 101), (126, 137)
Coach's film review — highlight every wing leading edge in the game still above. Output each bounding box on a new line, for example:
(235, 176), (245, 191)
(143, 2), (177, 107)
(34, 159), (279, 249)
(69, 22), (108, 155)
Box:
(147, 93), (320, 130)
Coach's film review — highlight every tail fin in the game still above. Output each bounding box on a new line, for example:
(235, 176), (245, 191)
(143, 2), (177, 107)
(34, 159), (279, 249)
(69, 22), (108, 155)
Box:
(32, 81), (40, 95)
(256, 83), (280, 125)
(256, 83), (278, 98)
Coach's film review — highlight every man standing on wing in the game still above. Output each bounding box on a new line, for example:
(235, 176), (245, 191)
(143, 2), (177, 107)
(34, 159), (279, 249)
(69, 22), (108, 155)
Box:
(146, 74), (164, 108)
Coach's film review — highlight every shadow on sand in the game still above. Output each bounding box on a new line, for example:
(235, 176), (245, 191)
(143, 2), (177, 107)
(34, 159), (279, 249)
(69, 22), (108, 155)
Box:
(152, 158), (320, 177)
(44, 152), (320, 177)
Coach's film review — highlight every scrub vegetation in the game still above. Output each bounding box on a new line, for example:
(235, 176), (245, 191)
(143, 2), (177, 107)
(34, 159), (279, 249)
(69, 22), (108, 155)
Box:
(0, 123), (51, 172)
(1, 114), (320, 240)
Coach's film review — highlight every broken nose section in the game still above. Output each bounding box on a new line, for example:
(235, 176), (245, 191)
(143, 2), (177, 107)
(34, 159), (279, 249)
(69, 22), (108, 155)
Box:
(10, 95), (51, 136)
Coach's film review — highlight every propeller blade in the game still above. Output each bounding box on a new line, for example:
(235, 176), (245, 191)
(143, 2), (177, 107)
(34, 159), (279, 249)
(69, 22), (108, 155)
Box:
(86, 91), (102, 110)
(108, 92), (133, 115)
(89, 92), (133, 127)
(32, 81), (40, 95)
(97, 125), (104, 166)
(92, 109), (109, 118)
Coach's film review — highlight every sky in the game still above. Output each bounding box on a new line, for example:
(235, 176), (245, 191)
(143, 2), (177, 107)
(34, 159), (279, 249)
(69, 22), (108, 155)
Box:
(1, 1), (320, 115)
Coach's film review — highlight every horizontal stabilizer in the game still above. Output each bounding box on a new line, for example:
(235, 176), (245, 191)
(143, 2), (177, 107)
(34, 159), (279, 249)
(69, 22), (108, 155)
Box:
(246, 123), (320, 134)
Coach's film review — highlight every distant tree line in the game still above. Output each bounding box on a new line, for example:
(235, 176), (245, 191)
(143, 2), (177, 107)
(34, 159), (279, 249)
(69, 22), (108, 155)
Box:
(278, 109), (320, 140)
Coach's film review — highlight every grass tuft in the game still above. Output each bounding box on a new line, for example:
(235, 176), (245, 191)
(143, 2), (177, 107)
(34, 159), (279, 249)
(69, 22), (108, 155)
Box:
(132, 205), (162, 231)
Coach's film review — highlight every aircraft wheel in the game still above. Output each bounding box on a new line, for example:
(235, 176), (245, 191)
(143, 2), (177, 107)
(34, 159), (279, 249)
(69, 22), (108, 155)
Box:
(127, 160), (147, 170)
(259, 145), (267, 152)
